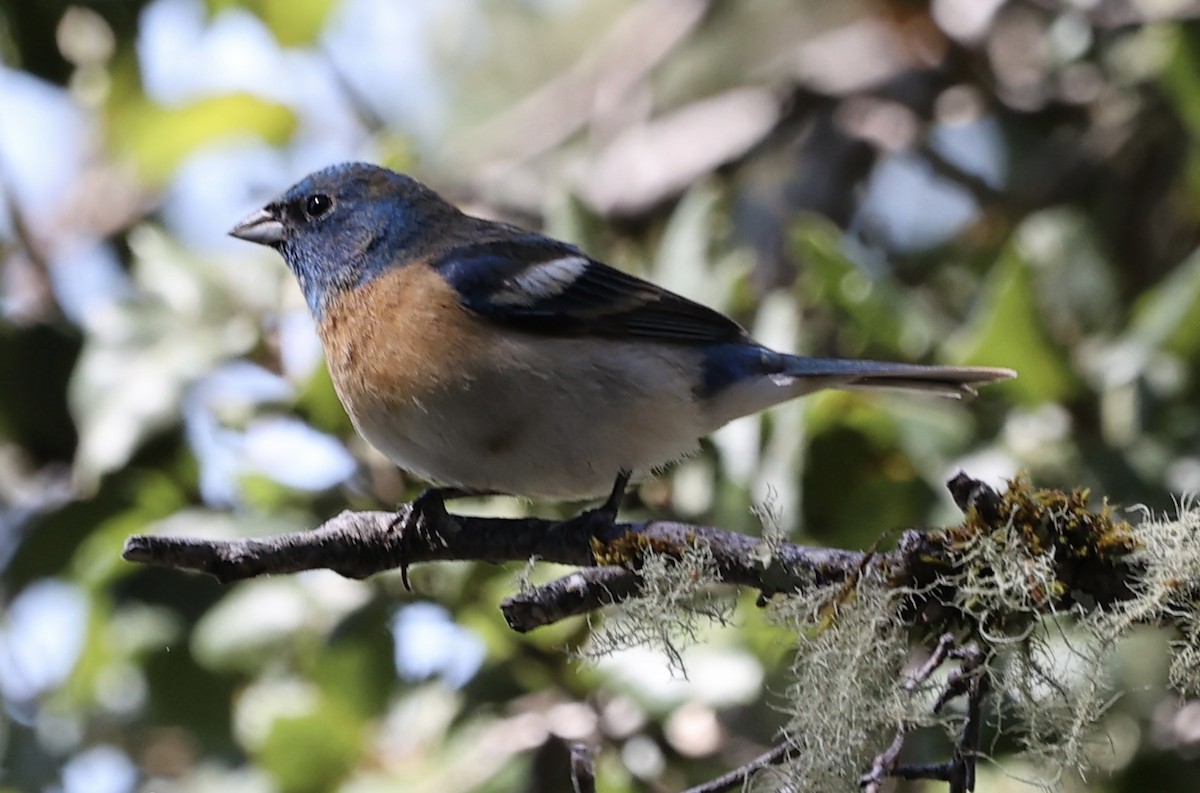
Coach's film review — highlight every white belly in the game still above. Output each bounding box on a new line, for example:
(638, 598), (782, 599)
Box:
(346, 336), (707, 500)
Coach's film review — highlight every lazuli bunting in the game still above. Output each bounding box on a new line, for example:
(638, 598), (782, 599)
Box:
(230, 162), (1012, 512)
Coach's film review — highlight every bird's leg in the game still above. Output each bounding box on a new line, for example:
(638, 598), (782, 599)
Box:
(389, 486), (493, 590)
(562, 470), (631, 544)
(594, 469), (631, 526)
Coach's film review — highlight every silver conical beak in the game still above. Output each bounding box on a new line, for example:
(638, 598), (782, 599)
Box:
(229, 207), (286, 245)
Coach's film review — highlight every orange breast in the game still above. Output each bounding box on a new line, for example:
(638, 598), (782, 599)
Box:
(316, 263), (490, 420)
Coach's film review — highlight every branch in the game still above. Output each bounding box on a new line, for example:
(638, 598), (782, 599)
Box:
(0, 158), (59, 323)
(680, 740), (800, 793)
(569, 743), (596, 793)
(123, 504), (867, 632)
(861, 637), (991, 793)
(123, 471), (1137, 637)
(125, 472), (1148, 793)
(501, 566), (642, 633)
(447, 0), (712, 171)
(1017, 0), (1200, 29)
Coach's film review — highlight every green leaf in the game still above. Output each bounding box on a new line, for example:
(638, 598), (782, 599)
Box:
(208, 0), (338, 46)
(1128, 247), (1200, 361)
(312, 599), (396, 719)
(1161, 26), (1200, 140)
(257, 693), (364, 793)
(948, 247), (1079, 403)
(793, 220), (907, 352)
(71, 471), (186, 589)
(110, 94), (295, 183)
(260, 0), (337, 46)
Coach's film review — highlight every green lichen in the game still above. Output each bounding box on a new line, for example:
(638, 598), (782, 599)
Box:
(590, 530), (682, 568)
(923, 477), (1139, 641)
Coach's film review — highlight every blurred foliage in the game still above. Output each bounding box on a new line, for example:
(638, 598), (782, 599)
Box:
(2, 0), (1200, 791)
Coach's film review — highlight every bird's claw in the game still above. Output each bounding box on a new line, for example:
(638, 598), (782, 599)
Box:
(388, 488), (452, 591)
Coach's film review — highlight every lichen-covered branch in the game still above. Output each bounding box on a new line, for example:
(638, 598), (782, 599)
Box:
(123, 473), (1147, 635)
(122, 501), (866, 632)
(124, 473), (1196, 793)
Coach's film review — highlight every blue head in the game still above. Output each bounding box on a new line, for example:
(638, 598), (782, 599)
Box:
(230, 162), (464, 317)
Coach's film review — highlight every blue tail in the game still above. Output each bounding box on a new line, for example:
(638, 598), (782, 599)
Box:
(698, 343), (1013, 423)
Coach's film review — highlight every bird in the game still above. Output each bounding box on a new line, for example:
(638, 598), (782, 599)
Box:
(229, 162), (1013, 523)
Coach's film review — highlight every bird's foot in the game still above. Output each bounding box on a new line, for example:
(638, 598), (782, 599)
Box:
(388, 487), (469, 590)
(562, 470), (631, 550)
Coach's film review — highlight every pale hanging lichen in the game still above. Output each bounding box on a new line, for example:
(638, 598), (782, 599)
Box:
(931, 483), (1200, 784)
(755, 570), (919, 792)
(575, 478), (1200, 789)
(1110, 504), (1200, 696)
(756, 479), (1200, 789)
(578, 537), (733, 675)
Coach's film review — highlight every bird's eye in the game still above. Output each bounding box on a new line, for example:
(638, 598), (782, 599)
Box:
(305, 193), (333, 218)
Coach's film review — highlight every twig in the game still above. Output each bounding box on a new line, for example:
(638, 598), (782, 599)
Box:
(944, 472), (1002, 520)
(861, 633), (959, 792)
(447, 0), (712, 170)
(861, 640), (991, 792)
(862, 730), (907, 793)
(502, 566), (642, 633)
(950, 647), (989, 793)
(891, 762), (954, 781)
(569, 742), (596, 793)
(935, 646), (984, 714)
(906, 633), (957, 692)
(125, 473), (1145, 792)
(122, 472), (1141, 636)
(679, 740), (800, 793)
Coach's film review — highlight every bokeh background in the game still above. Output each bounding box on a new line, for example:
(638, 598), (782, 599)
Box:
(3, 0), (1200, 791)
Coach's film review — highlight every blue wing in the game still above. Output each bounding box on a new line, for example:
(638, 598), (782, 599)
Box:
(431, 234), (749, 345)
